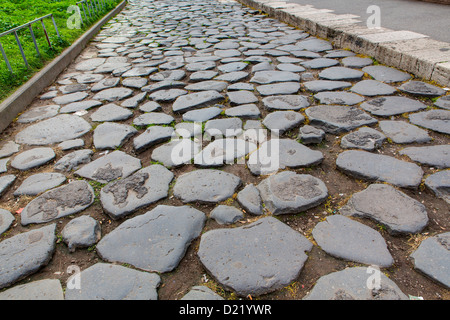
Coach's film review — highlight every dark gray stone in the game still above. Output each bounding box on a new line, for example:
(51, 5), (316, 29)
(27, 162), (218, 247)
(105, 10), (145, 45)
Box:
(0, 279), (63, 300)
(53, 92), (89, 105)
(198, 217), (312, 297)
(54, 149), (93, 172)
(434, 95), (450, 110)
(224, 104), (260, 119)
(185, 81), (228, 92)
(250, 71), (300, 84)
(256, 82), (301, 96)
(409, 110), (450, 135)
(14, 173), (66, 196)
(305, 105), (377, 134)
(60, 100), (103, 114)
(0, 141), (20, 159)
(90, 104), (133, 122)
(350, 80), (397, 96)
(340, 127), (386, 151)
(11, 148), (55, 171)
(399, 81), (446, 97)
(181, 286), (224, 300)
(0, 175), (16, 197)
(152, 139), (201, 168)
(204, 118), (243, 138)
(299, 125), (325, 144)
(93, 123), (137, 150)
(96, 205), (206, 273)
(296, 38), (333, 52)
(91, 77), (120, 92)
(133, 113), (174, 126)
(379, 120), (432, 144)
(410, 232), (450, 288)
(61, 216), (101, 252)
(303, 267), (408, 300)
(425, 170), (450, 204)
(210, 205), (244, 225)
(301, 58), (339, 69)
(58, 139), (84, 151)
(215, 71), (249, 83)
(257, 171), (328, 214)
(303, 80), (352, 93)
(172, 91), (224, 113)
(236, 184), (263, 216)
(341, 56), (373, 68)
(75, 150), (141, 184)
(340, 184), (429, 235)
(0, 209), (14, 235)
(173, 169), (241, 203)
(336, 150), (424, 188)
(227, 91), (258, 105)
(194, 138), (256, 167)
(314, 91), (364, 105)
(182, 107), (223, 122)
(218, 62), (248, 73)
(0, 224), (56, 289)
(262, 111), (304, 133)
(312, 215), (393, 267)
(363, 65), (412, 83)
(399, 145), (450, 168)
(20, 181), (95, 225)
(15, 115), (91, 145)
(360, 96), (427, 117)
(318, 67), (364, 81)
(92, 87), (134, 102)
(17, 105), (60, 123)
(133, 126), (174, 153)
(190, 70), (219, 82)
(262, 95), (310, 111)
(150, 70), (186, 81)
(64, 263), (161, 300)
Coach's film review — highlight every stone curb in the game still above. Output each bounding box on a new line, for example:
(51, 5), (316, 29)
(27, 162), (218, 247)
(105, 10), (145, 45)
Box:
(0, 0), (128, 133)
(236, 0), (450, 87)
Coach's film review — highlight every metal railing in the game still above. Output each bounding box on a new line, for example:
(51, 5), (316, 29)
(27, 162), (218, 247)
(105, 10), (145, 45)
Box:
(0, 0), (118, 74)
(0, 14), (61, 73)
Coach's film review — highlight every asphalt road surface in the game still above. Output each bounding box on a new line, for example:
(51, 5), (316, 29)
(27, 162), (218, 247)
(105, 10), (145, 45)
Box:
(285, 0), (450, 43)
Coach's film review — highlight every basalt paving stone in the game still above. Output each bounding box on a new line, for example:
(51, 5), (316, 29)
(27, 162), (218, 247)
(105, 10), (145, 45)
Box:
(133, 113), (174, 126)
(74, 73), (104, 84)
(379, 120), (432, 144)
(291, 50), (321, 59)
(340, 127), (386, 151)
(59, 84), (89, 95)
(314, 91), (364, 105)
(236, 183), (263, 216)
(305, 105), (377, 134)
(341, 183), (429, 235)
(303, 80), (352, 93)
(20, 181), (95, 226)
(341, 56), (373, 68)
(0, 142), (19, 159)
(298, 125), (325, 144)
(59, 100), (103, 113)
(262, 95), (310, 111)
(296, 38), (333, 52)
(139, 101), (162, 113)
(122, 67), (157, 78)
(250, 71), (300, 84)
(121, 92), (147, 108)
(409, 110), (450, 135)
(174, 123), (202, 138)
(92, 87), (134, 102)
(0, 209), (14, 235)
(100, 165), (174, 220)
(0, 175), (16, 196)
(350, 80), (397, 96)
(425, 170), (450, 204)
(194, 138), (257, 167)
(399, 145), (450, 168)
(336, 150), (424, 188)
(133, 126), (174, 153)
(190, 71), (219, 82)
(0, 224), (56, 290)
(399, 81), (446, 97)
(61, 215), (101, 252)
(75, 150), (141, 184)
(150, 70), (186, 81)
(218, 62), (248, 73)
(301, 58), (339, 69)
(248, 139), (324, 175)
(257, 171), (328, 214)
(94, 62), (131, 74)
(96, 205), (206, 273)
(276, 63), (306, 73)
(90, 104), (133, 122)
(318, 67), (364, 81)
(312, 215), (394, 267)
(198, 216), (313, 297)
(185, 61), (217, 72)
(182, 106), (223, 122)
(181, 286), (224, 300)
(122, 77), (148, 89)
(410, 232), (450, 288)
(360, 96), (427, 117)
(152, 139), (202, 168)
(17, 105), (60, 123)
(362, 65), (412, 83)
(54, 149), (93, 172)
(224, 104), (260, 119)
(53, 92), (89, 105)
(214, 71), (249, 83)
(303, 267), (408, 300)
(184, 81), (228, 92)
(251, 61), (275, 73)
(143, 81), (186, 93)
(204, 118), (243, 138)
(262, 111), (305, 133)
(93, 123), (137, 150)
(173, 169), (241, 203)
(434, 96), (450, 110)
(75, 58), (106, 71)
(172, 91), (224, 113)
(210, 205), (244, 225)
(91, 77), (120, 92)
(227, 90), (258, 105)
(11, 148), (55, 171)
(65, 263), (160, 300)
(14, 173), (66, 196)
(256, 82), (300, 96)
(159, 61), (185, 70)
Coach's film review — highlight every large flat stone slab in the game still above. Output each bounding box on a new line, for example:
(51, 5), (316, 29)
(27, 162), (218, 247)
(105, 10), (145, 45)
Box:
(379, 120), (431, 144)
(11, 148), (55, 171)
(409, 110), (450, 135)
(198, 217), (313, 297)
(262, 95), (310, 111)
(303, 267), (408, 300)
(360, 96), (427, 117)
(173, 169), (241, 203)
(257, 171), (328, 215)
(100, 165), (174, 219)
(75, 151), (141, 184)
(0, 224), (56, 289)
(65, 263), (161, 300)
(0, 279), (63, 300)
(93, 123), (137, 150)
(193, 138), (256, 167)
(133, 126), (175, 153)
(425, 170), (450, 204)
(15, 115), (91, 145)
(399, 145), (450, 168)
(340, 184), (428, 235)
(172, 90), (224, 113)
(20, 181), (95, 225)
(14, 173), (66, 196)
(336, 150), (423, 188)
(305, 105), (377, 134)
(312, 215), (393, 267)
(0, 209), (14, 235)
(410, 232), (450, 288)
(97, 205), (206, 273)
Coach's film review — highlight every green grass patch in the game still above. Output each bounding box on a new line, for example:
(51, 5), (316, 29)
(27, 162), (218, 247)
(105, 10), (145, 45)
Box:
(0, 0), (122, 102)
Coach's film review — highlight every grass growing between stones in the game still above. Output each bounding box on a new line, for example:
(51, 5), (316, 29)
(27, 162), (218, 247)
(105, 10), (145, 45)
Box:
(0, 0), (122, 103)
